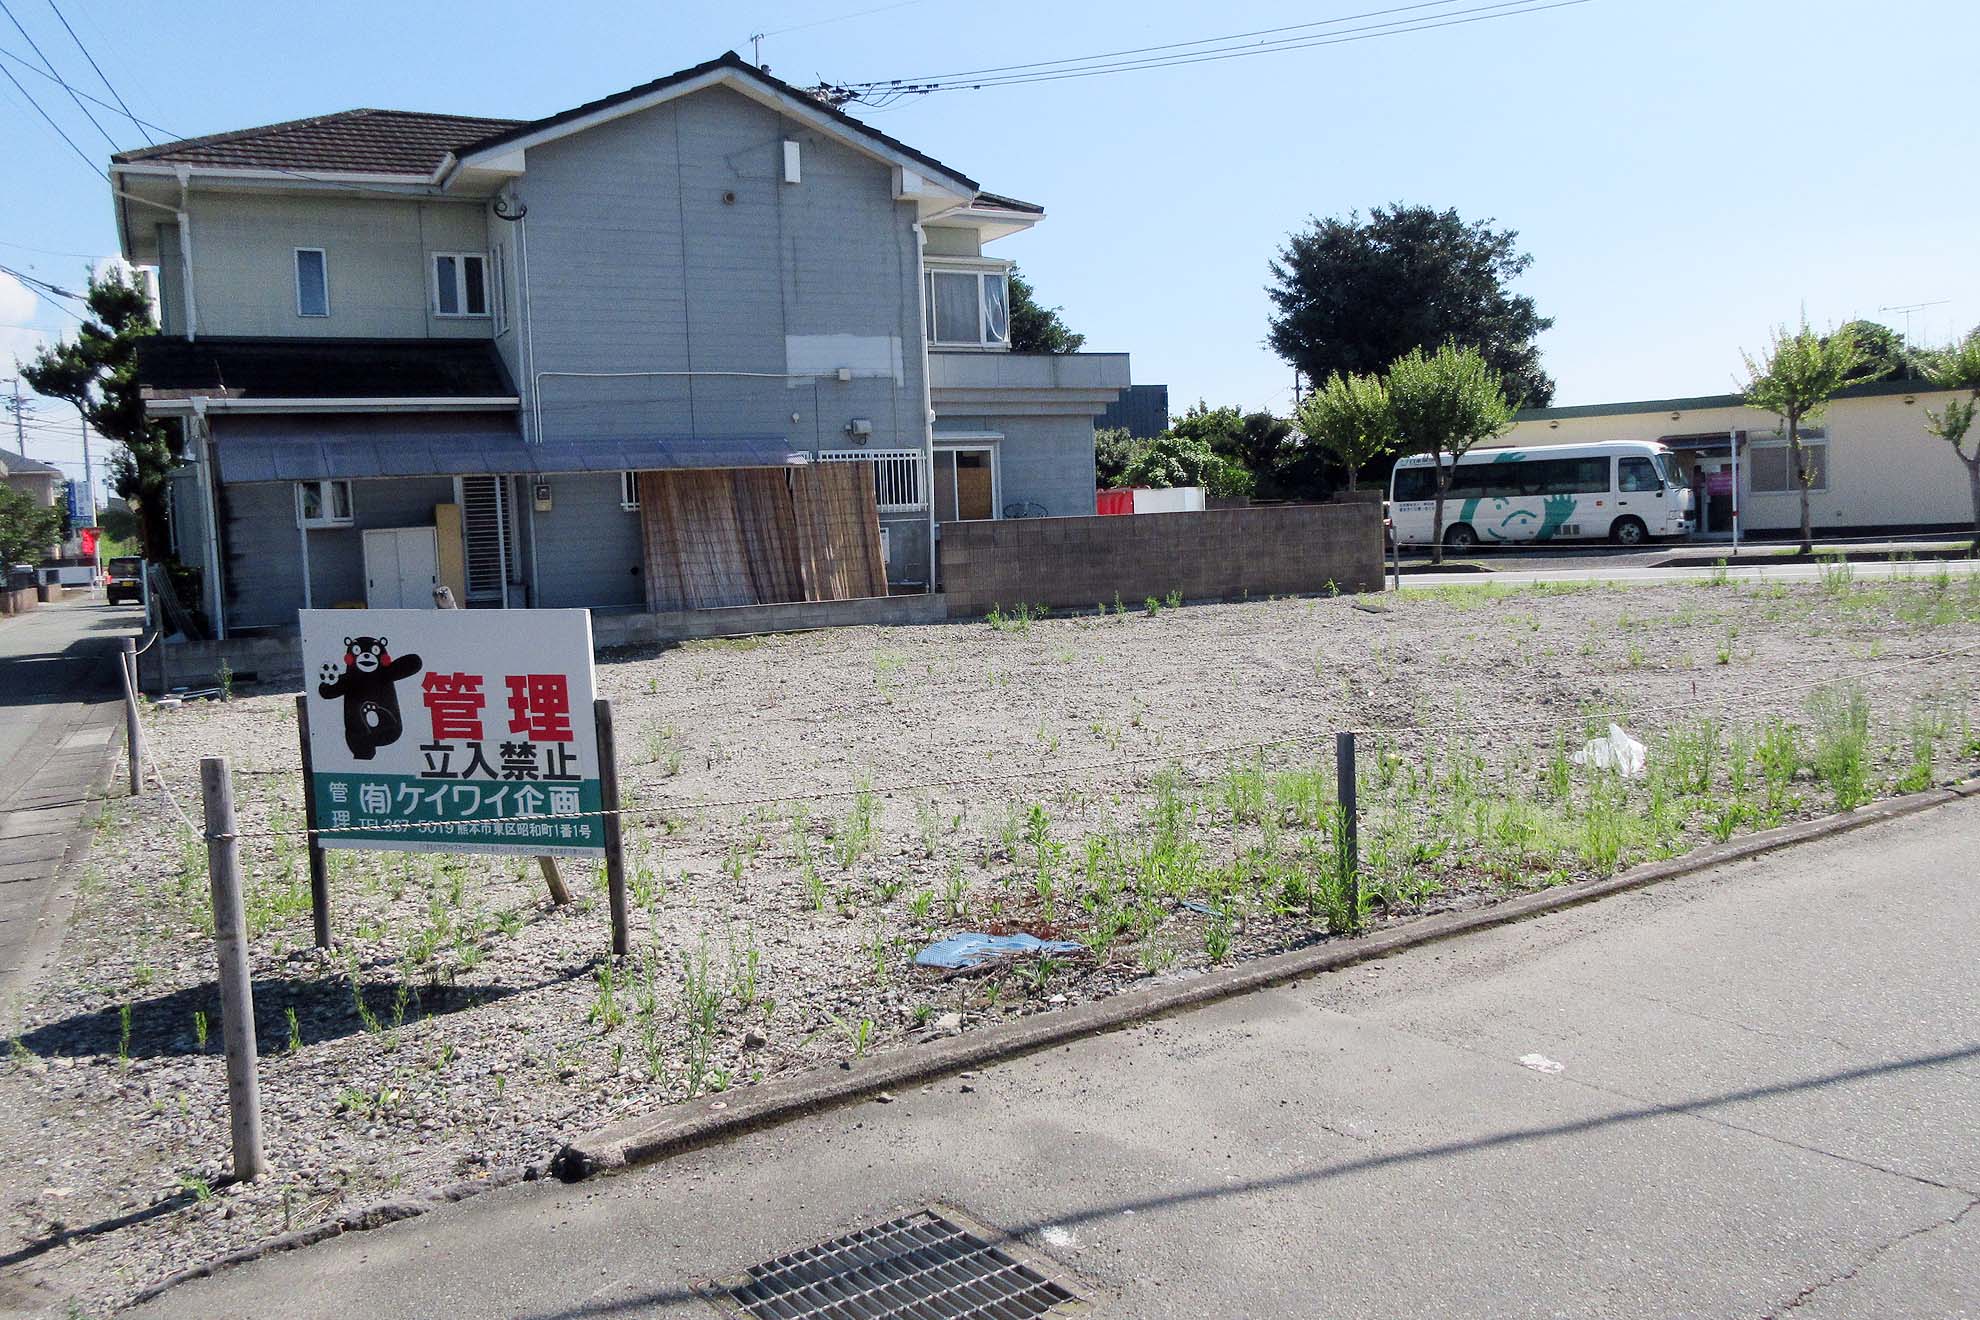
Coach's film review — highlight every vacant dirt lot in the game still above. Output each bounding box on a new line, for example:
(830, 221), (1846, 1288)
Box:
(6, 569), (1980, 1311)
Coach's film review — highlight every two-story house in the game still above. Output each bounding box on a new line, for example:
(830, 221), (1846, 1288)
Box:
(110, 52), (1130, 639)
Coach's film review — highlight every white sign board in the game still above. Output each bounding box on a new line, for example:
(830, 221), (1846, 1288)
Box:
(299, 609), (604, 857)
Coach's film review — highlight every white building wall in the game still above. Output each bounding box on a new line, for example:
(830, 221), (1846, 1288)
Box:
(1497, 387), (1974, 533)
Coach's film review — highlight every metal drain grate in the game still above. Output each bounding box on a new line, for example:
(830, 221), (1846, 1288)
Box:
(718, 1209), (1081, 1319)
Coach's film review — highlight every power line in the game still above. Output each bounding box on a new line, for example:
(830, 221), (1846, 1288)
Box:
(822, 0), (1589, 104)
(0, 0), (117, 149)
(0, 54), (107, 181)
(0, 236), (100, 258)
(45, 0), (149, 145)
(0, 261), (86, 320)
(758, 0), (931, 39)
(0, 44), (476, 203)
(890, 0), (1485, 83)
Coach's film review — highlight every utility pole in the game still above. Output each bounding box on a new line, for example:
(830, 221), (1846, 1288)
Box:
(6, 378), (26, 458)
(78, 406), (95, 527)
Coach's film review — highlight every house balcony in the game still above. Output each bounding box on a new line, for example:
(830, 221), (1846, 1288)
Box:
(928, 351), (1130, 419)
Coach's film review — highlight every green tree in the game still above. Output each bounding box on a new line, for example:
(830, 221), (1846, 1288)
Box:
(1919, 329), (1980, 540)
(0, 487), (63, 567)
(1007, 266), (1085, 354)
(21, 268), (178, 560)
(1829, 319), (1914, 384)
(1739, 318), (1867, 553)
(1294, 372), (1396, 493)
(1267, 204), (1556, 408)
(1094, 426), (1136, 488)
(1386, 344), (1516, 564)
(1119, 432), (1255, 499)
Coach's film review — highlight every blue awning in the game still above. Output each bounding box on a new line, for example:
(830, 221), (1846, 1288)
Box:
(212, 414), (807, 483)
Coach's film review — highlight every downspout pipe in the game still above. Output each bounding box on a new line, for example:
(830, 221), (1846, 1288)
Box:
(912, 221), (938, 594)
(191, 398), (226, 639)
(174, 165), (199, 341)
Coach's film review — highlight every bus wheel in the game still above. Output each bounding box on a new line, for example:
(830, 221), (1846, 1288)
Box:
(1443, 523), (1479, 551)
(1610, 516), (1647, 546)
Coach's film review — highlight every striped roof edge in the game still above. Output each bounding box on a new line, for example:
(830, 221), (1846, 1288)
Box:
(1516, 375), (1957, 422)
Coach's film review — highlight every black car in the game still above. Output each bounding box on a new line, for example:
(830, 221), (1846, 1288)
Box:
(105, 556), (144, 606)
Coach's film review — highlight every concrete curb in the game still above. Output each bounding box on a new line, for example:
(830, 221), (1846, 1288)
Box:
(554, 774), (1980, 1179)
(121, 776), (1980, 1309)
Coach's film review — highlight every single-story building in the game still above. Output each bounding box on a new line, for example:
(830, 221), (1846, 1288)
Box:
(1497, 377), (1976, 538)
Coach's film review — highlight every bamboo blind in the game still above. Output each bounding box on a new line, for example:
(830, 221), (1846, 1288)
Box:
(637, 465), (886, 611)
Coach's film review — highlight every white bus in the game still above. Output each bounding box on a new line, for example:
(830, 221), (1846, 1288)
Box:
(1388, 441), (1693, 549)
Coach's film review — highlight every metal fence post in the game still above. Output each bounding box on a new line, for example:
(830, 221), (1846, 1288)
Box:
(294, 696), (332, 949)
(200, 756), (265, 1181)
(119, 637), (143, 796)
(1335, 731), (1360, 926)
(594, 698), (630, 957)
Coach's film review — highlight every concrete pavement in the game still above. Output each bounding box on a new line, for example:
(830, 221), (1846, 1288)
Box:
(0, 596), (140, 1013)
(128, 792), (1979, 1318)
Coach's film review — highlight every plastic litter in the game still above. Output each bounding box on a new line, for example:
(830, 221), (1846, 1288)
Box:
(914, 932), (1082, 970)
(1571, 723), (1647, 778)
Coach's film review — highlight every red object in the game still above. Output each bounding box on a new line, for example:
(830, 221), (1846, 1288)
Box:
(506, 673), (574, 742)
(79, 527), (99, 557)
(1095, 489), (1133, 516)
(421, 671), (487, 740)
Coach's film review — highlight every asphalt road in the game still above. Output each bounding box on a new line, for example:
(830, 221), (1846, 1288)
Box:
(0, 596), (139, 1009)
(129, 793), (1980, 1319)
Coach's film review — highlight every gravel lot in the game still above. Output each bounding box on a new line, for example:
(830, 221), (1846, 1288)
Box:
(6, 571), (1980, 1312)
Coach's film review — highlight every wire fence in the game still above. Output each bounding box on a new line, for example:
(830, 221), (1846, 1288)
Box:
(120, 635), (1980, 845)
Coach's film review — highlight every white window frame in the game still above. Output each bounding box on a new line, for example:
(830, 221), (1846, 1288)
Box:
(1748, 429), (1829, 494)
(294, 247), (329, 317)
(295, 479), (354, 528)
(820, 448), (926, 513)
(490, 244), (510, 336)
(620, 471), (640, 511)
(431, 251), (490, 319)
(923, 261), (1011, 349)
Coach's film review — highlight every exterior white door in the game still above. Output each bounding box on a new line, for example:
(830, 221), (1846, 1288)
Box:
(363, 527), (440, 609)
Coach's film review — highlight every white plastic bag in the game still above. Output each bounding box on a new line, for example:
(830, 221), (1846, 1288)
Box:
(1572, 723), (1647, 778)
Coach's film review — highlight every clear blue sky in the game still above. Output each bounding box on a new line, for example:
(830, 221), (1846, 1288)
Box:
(5, 0), (1977, 491)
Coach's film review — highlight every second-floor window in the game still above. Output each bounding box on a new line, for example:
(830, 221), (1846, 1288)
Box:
(432, 252), (489, 318)
(925, 266), (1010, 348)
(295, 248), (329, 317)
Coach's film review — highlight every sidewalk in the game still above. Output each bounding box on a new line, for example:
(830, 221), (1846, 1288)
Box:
(0, 598), (139, 1015)
(124, 792), (1980, 1319)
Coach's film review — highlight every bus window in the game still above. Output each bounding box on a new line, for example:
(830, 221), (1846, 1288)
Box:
(1391, 467), (1435, 501)
(1619, 456), (1661, 492)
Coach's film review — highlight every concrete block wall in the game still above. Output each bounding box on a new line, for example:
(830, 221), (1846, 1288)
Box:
(939, 503), (1384, 618)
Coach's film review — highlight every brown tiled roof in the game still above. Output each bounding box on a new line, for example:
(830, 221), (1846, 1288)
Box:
(111, 109), (525, 177)
(106, 54), (1021, 200)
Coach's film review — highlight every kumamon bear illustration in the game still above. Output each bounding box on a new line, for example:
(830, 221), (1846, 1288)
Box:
(317, 636), (423, 760)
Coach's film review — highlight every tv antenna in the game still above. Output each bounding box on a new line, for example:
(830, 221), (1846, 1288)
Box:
(1878, 299), (1950, 346)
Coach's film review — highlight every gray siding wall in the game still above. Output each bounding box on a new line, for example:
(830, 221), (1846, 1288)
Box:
(518, 86), (926, 455)
(155, 223), (186, 336)
(529, 472), (644, 609)
(937, 415), (1098, 521)
(184, 192), (493, 339)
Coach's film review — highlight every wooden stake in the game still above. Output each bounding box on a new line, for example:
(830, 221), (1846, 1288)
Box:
(294, 695), (331, 949)
(119, 638), (142, 796)
(594, 698), (629, 956)
(538, 855), (572, 906)
(200, 756), (266, 1181)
